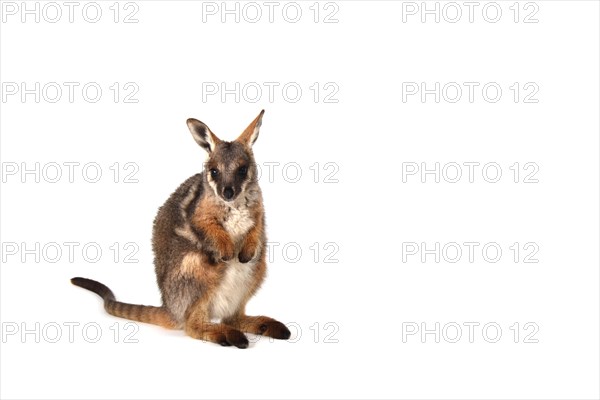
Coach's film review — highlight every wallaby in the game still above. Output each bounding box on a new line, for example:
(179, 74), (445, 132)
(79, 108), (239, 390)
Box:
(71, 110), (290, 348)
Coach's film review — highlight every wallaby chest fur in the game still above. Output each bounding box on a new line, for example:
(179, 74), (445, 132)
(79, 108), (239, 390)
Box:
(211, 203), (258, 320)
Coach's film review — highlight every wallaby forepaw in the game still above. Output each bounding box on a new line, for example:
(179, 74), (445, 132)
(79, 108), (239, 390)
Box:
(217, 240), (235, 262)
(238, 241), (257, 263)
(238, 249), (255, 263)
(220, 252), (234, 262)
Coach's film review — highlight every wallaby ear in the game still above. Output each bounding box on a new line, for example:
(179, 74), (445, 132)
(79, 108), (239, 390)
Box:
(236, 110), (265, 147)
(186, 118), (220, 153)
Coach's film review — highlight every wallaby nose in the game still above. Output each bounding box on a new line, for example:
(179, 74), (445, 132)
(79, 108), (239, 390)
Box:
(223, 187), (234, 200)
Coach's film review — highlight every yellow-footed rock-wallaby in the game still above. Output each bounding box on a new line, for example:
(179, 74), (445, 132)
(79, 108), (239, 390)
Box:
(72, 110), (290, 348)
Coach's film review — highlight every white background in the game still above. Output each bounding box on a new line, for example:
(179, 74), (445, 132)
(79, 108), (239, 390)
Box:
(1, 1), (599, 399)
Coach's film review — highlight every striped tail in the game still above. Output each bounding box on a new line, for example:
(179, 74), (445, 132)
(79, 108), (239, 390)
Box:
(71, 277), (177, 329)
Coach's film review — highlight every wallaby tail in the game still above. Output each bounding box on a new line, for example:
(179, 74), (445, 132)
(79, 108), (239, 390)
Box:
(70, 277), (177, 329)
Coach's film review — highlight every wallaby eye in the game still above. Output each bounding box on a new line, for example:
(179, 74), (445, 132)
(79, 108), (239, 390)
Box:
(209, 168), (218, 178)
(238, 166), (248, 177)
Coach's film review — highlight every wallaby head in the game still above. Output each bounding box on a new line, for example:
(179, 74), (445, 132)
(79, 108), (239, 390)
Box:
(186, 110), (264, 203)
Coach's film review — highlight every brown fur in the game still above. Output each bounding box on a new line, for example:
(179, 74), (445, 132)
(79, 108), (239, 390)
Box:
(191, 195), (236, 260)
(71, 111), (290, 348)
(239, 206), (264, 262)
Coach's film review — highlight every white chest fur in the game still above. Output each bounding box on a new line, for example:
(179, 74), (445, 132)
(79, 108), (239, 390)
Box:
(223, 205), (254, 241)
(210, 259), (256, 320)
(210, 201), (257, 320)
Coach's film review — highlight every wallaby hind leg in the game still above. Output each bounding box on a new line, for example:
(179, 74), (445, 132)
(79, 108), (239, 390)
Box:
(184, 297), (249, 349)
(185, 321), (249, 348)
(225, 314), (291, 340)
